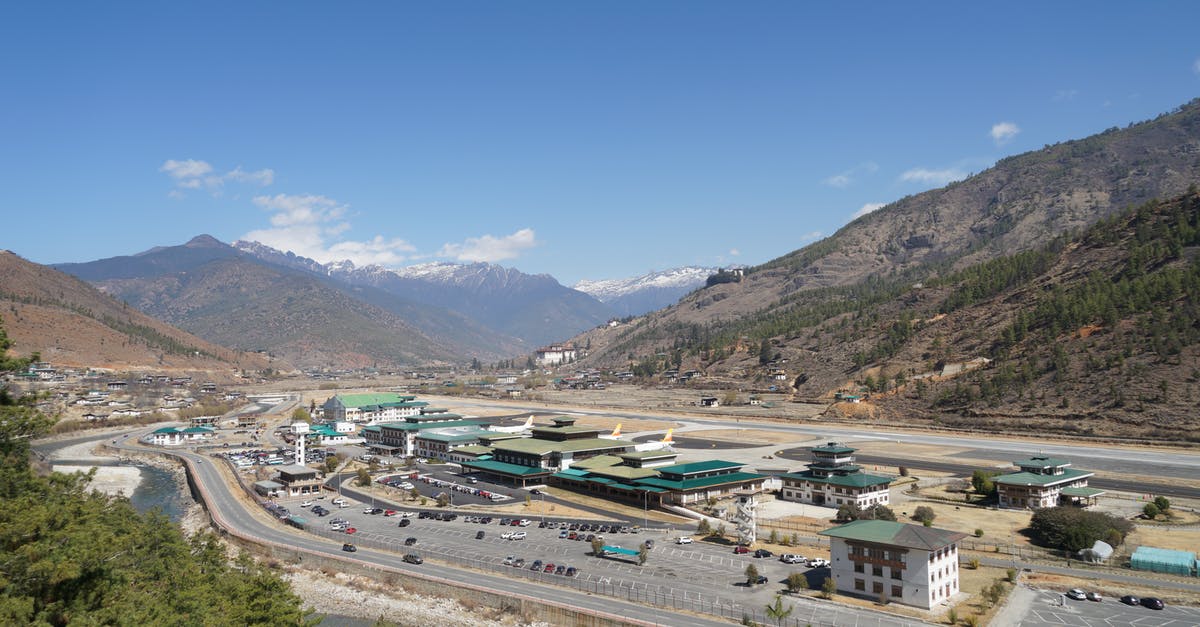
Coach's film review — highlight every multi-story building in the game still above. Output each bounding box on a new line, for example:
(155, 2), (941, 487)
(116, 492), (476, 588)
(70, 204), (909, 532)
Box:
(534, 344), (576, 366)
(993, 456), (1102, 509)
(778, 442), (892, 508)
(819, 520), (967, 609)
(322, 393), (429, 423)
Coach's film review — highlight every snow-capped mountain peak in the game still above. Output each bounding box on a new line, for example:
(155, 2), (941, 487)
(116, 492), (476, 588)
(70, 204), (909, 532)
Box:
(573, 267), (719, 317)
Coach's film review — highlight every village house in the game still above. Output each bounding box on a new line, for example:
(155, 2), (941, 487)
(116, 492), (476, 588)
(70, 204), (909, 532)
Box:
(819, 519), (967, 610)
(534, 343), (577, 366)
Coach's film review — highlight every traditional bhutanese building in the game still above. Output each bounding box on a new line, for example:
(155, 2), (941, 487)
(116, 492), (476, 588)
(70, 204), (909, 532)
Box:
(778, 442), (892, 508)
(820, 520), (967, 610)
(993, 456), (1103, 509)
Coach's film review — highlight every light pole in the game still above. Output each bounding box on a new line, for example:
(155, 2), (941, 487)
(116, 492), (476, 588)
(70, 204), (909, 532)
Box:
(642, 490), (648, 529)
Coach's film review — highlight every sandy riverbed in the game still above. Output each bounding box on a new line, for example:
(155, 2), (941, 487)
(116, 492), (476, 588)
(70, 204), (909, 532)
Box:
(48, 439), (145, 497)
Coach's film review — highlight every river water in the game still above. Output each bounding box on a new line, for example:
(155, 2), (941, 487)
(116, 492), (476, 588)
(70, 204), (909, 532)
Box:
(33, 434), (193, 523)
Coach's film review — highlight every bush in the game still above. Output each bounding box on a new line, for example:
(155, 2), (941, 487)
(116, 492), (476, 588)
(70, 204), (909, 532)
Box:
(967, 558), (980, 569)
(1029, 506), (1133, 552)
(1006, 568), (1017, 583)
(1143, 503), (1160, 519)
(974, 528), (984, 538)
(912, 506), (937, 524)
(820, 577), (836, 599)
(786, 573), (808, 593)
(1153, 496), (1170, 512)
(946, 608), (957, 625)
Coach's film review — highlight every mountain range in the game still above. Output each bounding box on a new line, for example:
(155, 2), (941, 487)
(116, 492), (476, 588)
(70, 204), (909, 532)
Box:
(568, 98), (1200, 439)
(0, 249), (274, 375)
(573, 267), (718, 318)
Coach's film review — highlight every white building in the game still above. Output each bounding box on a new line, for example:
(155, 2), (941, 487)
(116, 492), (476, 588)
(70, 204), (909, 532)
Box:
(819, 520), (967, 610)
(779, 443), (892, 508)
(322, 393), (428, 423)
(534, 344), (576, 366)
(993, 456), (1102, 509)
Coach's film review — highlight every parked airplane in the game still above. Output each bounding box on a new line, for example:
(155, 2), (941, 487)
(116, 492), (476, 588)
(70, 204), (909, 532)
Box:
(633, 429), (675, 452)
(488, 416), (534, 434)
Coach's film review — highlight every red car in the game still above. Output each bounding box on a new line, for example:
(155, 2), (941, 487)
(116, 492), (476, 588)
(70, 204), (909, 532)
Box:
(544, 563), (556, 573)
(344, 527), (357, 534)
(383, 510), (397, 517)
(733, 545), (749, 554)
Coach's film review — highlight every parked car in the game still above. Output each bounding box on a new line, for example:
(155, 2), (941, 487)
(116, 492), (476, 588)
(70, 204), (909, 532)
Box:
(1140, 597), (1165, 610)
(564, 566), (577, 577)
(404, 537), (418, 546)
(342, 543), (356, 552)
(383, 510), (397, 517)
(1087, 591), (1102, 602)
(1119, 595), (1140, 606)
(544, 563), (556, 573)
(733, 546), (750, 554)
(403, 554), (423, 565)
(780, 554), (805, 564)
(675, 537), (693, 545)
(343, 527), (357, 534)
(807, 558), (829, 568)
(475, 530), (485, 540)
(398, 518), (411, 527)
(530, 560), (543, 571)
(331, 498), (347, 506)
(503, 555), (515, 566)
(510, 532), (527, 540)
(1066, 589), (1087, 600)
(559, 530), (569, 538)
(644, 539), (654, 549)
(513, 558), (526, 568)
(299, 500), (313, 508)
(555, 565), (565, 575)
(753, 549), (772, 558)
(752, 575), (768, 585)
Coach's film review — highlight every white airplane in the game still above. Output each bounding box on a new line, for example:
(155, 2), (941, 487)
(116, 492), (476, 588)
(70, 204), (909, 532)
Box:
(599, 423), (623, 439)
(488, 415), (534, 434)
(633, 429), (675, 452)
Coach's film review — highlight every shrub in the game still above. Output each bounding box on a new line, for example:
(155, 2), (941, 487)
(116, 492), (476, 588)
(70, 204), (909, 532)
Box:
(912, 506), (936, 524)
(1153, 496), (1170, 512)
(1028, 506), (1133, 551)
(967, 558), (980, 570)
(974, 528), (984, 538)
(946, 608), (957, 625)
(1143, 503), (1160, 519)
(820, 577), (836, 599)
(786, 573), (808, 593)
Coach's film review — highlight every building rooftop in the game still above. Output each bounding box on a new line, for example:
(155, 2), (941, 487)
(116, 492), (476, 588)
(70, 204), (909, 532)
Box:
(587, 465), (660, 481)
(376, 419), (486, 432)
(491, 437), (630, 456)
(634, 471), (765, 492)
(811, 443), (856, 455)
(334, 393), (414, 409)
(993, 467), (1092, 487)
(818, 520), (968, 550)
(781, 470), (892, 488)
(655, 460), (744, 476)
(460, 459), (552, 477)
(618, 450), (678, 461)
(571, 455), (624, 469)
(1013, 456), (1070, 469)
(452, 444), (494, 455)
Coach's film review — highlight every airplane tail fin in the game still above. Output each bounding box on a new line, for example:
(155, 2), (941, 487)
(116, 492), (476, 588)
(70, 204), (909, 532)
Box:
(662, 429), (673, 443)
(610, 423), (622, 437)
(523, 416), (533, 428)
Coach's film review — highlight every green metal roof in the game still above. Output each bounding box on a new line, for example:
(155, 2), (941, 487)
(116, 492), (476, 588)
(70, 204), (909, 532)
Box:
(151, 427), (180, 435)
(554, 468), (591, 478)
(587, 465), (660, 480)
(618, 450), (678, 460)
(655, 460), (744, 476)
(993, 467), (1092, 487)
(489, 438), (558, 455)
(453, 444), (494, 455)
(459, 459), (551, 477)
(1013, 456), (1070, 469)
(780, 470), (892, 488)
(377, 419), (485, 432)
(818, 520), (968, 550)
(633, 471), (764, 491)
(571, 455), (624, 469)
(416, 431), (483, 443)
(811, 443), (856, 454)
(335, 393), (413, 409)
(491, 437), (629, 456)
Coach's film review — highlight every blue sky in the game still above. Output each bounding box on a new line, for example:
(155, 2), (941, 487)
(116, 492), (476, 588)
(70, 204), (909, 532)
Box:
(2, 3), (1199, 286)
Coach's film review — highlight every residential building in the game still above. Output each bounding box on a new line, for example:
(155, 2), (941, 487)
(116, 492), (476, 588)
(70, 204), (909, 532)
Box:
(819, 520), (967, 610)
(534, 344), (577, 366)
(993, 456), (1102, 509)
(322, 392), (429, 423)
(778, 442), (892, 508)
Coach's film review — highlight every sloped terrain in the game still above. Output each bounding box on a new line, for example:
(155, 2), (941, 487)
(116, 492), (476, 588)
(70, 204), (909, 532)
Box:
(0, 250), (274, 374)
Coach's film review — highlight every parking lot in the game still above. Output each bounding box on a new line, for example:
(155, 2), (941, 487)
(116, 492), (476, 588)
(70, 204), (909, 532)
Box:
(281, 491), (832, 612)
(1017, 588), (1200, 626)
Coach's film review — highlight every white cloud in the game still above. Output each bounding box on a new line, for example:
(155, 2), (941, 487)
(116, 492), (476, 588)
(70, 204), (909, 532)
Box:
(899, 167), (967, 186)
(852, 202), (886, 219)
(160, 158), (274, 197)
(823, 162), (879, 188)
(1053, 89), (1078, 102)
(728, 248), (740, 257)
(799, 231), (822, 242)
(438, 228), (539, 263)
(241, 193), (416, 267)
(990, 121), (1021, 145)
(161, 159), (213, 180)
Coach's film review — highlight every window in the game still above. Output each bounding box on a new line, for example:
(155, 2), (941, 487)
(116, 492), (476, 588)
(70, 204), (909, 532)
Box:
(872, 581), (883, 594)
(872, 565), (883, 577)
(890, 569), (901, 580)
(854, 579), (865, 591)
(854, 563), (864, 573)
(891, 585), (902, 598)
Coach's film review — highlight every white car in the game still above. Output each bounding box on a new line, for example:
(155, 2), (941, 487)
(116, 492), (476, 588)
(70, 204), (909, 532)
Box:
(1066, 589), (1087, 601)
(509, 531), (527, 540)
(675, 537), (694, 545)
(398, 511), (414, 518)
(516, 519), (531, 527)
(780, 554), (805, 564)
(807, 558), (829, 568)
(299, 500), (312, 508)
(331, 498), (347, 506)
